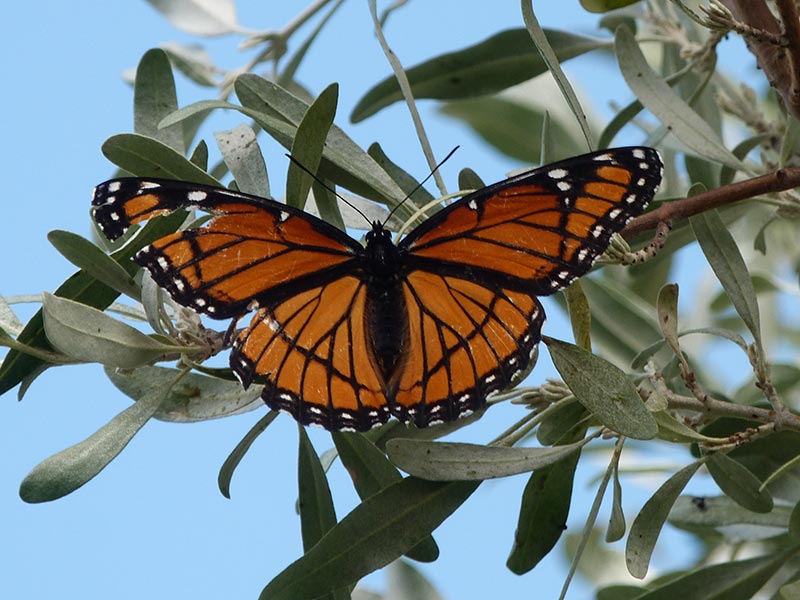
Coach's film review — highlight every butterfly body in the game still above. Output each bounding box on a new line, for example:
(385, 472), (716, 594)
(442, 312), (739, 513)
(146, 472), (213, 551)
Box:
(92, 147), (663, 432)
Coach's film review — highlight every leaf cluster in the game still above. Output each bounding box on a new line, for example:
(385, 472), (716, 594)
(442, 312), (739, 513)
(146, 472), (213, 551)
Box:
(3, 1), (800, 599)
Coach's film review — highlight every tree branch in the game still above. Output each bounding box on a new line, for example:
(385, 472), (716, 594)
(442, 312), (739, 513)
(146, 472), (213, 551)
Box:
(719, 0), (800, 121)
(621, 166), (800, 238)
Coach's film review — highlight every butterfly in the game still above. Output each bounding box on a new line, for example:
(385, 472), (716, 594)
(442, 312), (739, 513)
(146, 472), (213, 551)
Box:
(91, 146), (662, 432)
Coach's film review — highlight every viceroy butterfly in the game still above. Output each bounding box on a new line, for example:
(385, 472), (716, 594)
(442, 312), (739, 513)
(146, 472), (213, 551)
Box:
(92, 147), (662, 432)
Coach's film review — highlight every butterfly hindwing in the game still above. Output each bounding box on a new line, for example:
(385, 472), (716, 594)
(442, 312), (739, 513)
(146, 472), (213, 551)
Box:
(392, 271), (544, 427)
(232, 276), (390, 431)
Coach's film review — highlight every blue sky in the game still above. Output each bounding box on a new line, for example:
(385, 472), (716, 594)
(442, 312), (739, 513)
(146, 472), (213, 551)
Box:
(0, 2), (749, 599)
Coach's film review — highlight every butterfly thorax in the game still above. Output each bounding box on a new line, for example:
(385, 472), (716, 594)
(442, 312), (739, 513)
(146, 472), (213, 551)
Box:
(362, 222), (408, 388)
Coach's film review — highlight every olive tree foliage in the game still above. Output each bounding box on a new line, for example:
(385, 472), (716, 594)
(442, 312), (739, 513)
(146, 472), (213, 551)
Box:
(3, 0), (800, 598)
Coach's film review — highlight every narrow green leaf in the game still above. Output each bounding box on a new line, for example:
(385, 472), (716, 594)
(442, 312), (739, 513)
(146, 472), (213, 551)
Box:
(104, 365), (262, 422)
(789, 502), (800, 539)
(311, 179), (346, 232)
(579, 276), (663, 362)
(690, 210), (762, 345)
(626, 459), (705, 578)
(102, 133), (221, 184)
(277, 0), (344, 87)
(0, 295), (23, 336)
(779, 578), (800, 600)
(386, 560), (445, 600)
(606, 455), (626, 542)
(332, 431), (402, 498)
(457, 167), (485, 191)
(287, 83), (338, 210)
(331, 431), (438, 563)
(758, 447), (800, 493)
(565, 280), (592, 351)
(260, 478), (479, 600)
(540, 110), (553, 163)
(439, 97), (584, 164)
(0, 329), (73, 364)
(507, 450), (581, 574)
(144, 0), (239, 36)
(234, 75), (408, 209)
(0, 210), (187, 394)
(615, 27), (742, 170)
(536, 400), (588, 446)
(720, 134), (773, 186)
(596, 585), (646, 600)
(19, 388), (167, 502)
(707, 452), (774, 513)
(520, 7), (593, 148)
(218, 411), (278, 499)
(189, 139), (209, 170)
(654, 411), (726, 444)
(134, 48), (184, 154)
(387, 438), (588, 481)
(47, 231), (140, 299)
(631, 550), (797, 599)
(669, 495), (791, 535)
(581, 0), (642, 12)
(656, 283), (680, 355)
(352, 28), (608, 122)
(160, 78), (409, 211)
(214, 124), (270, 196)
(598, 62), (694, 149)
(298, 427), (337, 550)
(42, 293), (179, 368)
(781, 116), (800, 167)
(546, 337), (657, 440)
(367, 142), (434, 207)
(161, 42), (218, 87)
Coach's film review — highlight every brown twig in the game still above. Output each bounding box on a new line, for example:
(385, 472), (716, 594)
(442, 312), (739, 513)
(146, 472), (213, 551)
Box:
(775, 0), (800, 113)
(719, 0), (800, 121)
(621, 166), (800, 238)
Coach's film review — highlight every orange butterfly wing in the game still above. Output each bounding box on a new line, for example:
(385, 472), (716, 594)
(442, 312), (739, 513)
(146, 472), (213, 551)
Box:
(392, 147), (663, 426)
(91, 147), (663, 432)
(92, 179), (389, 430)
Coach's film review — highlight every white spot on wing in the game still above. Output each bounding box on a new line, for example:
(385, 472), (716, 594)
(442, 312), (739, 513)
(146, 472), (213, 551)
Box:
(108, 181), (122, 193)
(188, 190), (208, 203)
(557, 181), (571, 191)
(548, 168), (567, 179)
(633, 148), (645, 159)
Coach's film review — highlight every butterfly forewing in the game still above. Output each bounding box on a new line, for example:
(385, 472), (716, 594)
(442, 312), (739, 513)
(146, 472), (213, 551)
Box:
(400, 147), (663, 295)
(92, 179), (360, 319)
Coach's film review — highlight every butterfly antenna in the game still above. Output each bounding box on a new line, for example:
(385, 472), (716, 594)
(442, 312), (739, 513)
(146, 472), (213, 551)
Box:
(383, 146), (460, 227)
(285, 154), (373, 227)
